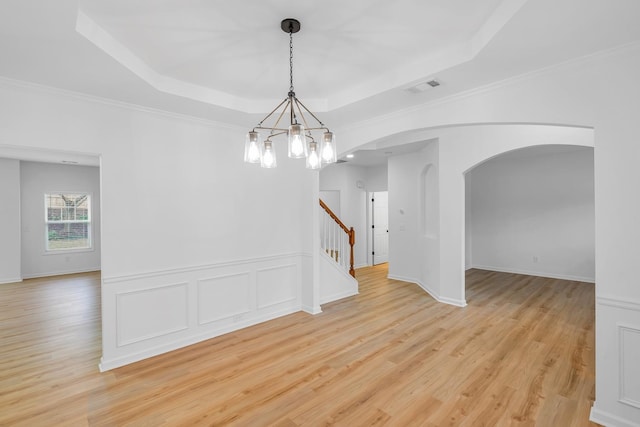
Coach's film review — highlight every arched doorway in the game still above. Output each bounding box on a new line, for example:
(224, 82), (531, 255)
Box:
(464, 144), (595, 298)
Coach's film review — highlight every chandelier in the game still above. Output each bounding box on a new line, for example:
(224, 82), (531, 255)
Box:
(244, 18), (337, 169)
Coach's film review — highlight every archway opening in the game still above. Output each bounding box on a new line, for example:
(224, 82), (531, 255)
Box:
(464, 144), (595, 300)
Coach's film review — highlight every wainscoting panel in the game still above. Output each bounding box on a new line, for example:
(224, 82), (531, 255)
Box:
(619, 324), (640, 408)
(590, 295), (640, 427)
(197, 272), (252, 325)
(100, 253), (305, 371)
(256, 264), (298, 309)
(116, 282), (189, 347)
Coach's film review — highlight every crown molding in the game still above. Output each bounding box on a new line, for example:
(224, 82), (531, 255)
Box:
(0, 75), (244, 131)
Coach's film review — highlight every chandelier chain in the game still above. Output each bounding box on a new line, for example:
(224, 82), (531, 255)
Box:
(289, 29), (294, 93)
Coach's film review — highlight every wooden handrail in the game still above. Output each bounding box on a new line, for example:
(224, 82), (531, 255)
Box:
(319, 199), (356, 277)
(319, 199), (349, 233)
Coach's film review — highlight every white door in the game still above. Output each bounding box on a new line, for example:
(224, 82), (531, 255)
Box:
(372, 191), (389, 264)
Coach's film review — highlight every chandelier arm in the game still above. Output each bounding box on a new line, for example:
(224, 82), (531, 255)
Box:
(255, 129), (288, 137)
(270, 99), (291, 133)
(292, 97), (312, 131)
(257, 97), (290, 128)
(293, 97), (328, 130)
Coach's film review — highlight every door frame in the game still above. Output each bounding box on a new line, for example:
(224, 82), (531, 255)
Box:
(367, 191), (389, 266)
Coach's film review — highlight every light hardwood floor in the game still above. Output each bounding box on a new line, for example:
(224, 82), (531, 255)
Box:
(0, 265), (598, 426)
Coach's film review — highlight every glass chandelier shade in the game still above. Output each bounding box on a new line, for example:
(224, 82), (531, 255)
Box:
(306, 141), (321, 169)
(244, 131), (261, 163)
(288, 123), (307, 158)
(320, 131), (337, 164)
(260, 140), (277, 168)
(243, 18), (336, 170)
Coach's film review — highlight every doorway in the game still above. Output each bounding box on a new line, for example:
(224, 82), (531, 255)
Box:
(464, 145), (595, 288)
(371, 191), (389, 265)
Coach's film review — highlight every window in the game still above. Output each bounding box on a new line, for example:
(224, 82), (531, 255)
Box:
(45, 193), (91, 251)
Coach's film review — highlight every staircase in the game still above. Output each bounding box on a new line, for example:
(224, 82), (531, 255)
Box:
(319, 199), (358, 304)
(319, 199), (355, 277)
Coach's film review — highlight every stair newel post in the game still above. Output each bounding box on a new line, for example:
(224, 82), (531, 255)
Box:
(349, 227), (355, 277)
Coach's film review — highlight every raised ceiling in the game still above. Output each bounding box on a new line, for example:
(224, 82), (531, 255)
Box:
(0, 0), (639, 127)
(76, 0), (507, 113)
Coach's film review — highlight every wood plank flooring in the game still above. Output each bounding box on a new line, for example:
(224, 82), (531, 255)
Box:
(0, 265), (598, 426)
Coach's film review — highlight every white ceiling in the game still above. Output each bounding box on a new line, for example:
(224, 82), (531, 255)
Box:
(75, 0), (507, 112)
(0, 0), (639, 131)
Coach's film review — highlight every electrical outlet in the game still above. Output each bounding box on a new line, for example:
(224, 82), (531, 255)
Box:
(533, 256), (539, 263)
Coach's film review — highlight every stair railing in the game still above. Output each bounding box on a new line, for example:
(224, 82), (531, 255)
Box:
(319, 199), (355, 277)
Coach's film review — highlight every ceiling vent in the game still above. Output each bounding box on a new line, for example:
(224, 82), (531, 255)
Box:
(406, 79), (441, 93)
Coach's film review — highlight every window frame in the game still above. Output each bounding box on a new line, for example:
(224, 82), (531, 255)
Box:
(44, 192), (93, 253)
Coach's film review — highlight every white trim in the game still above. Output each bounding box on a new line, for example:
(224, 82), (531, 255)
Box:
(388, 274), (467, 308)
(598, 296), (640, 312)
(590, 405), (640, 427)
(21, 268), (100, 280)
(102, 252), (302, 284)
(0, 277), (23, 285)
(302, 304), (322, 315)
(470, 264), (595, 283)
(0, 75), (242, 131)
(320, 289), (359, 305)
(99, 305), (299, 372)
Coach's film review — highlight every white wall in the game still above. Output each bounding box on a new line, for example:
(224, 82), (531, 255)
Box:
(319, 190), (340, 216)
(0, 79), (316, 370)
(365, 164), (388, 192)
(336, 43), (640, 426)
(467, 146), (595, 282)
(388, 141), (441, 298)
(20, 161), (101, 278)
(0, 158), (21, 284)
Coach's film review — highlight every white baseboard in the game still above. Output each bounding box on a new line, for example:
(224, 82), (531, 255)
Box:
(388, 274), (467, 308)
(99, 305), (300, 372)
(302, 304), (322, 315)
(590, 405), (640, 427)
(470, 264), (595, 283)
(320, 289), (359, 305)
(0, 277), (22, 285)
(22, 267), (101, 280)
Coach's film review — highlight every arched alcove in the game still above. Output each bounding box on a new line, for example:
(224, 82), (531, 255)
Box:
(420, 163), (438, 238)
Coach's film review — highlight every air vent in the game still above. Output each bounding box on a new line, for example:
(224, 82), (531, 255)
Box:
(406, 79), (441, 93)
